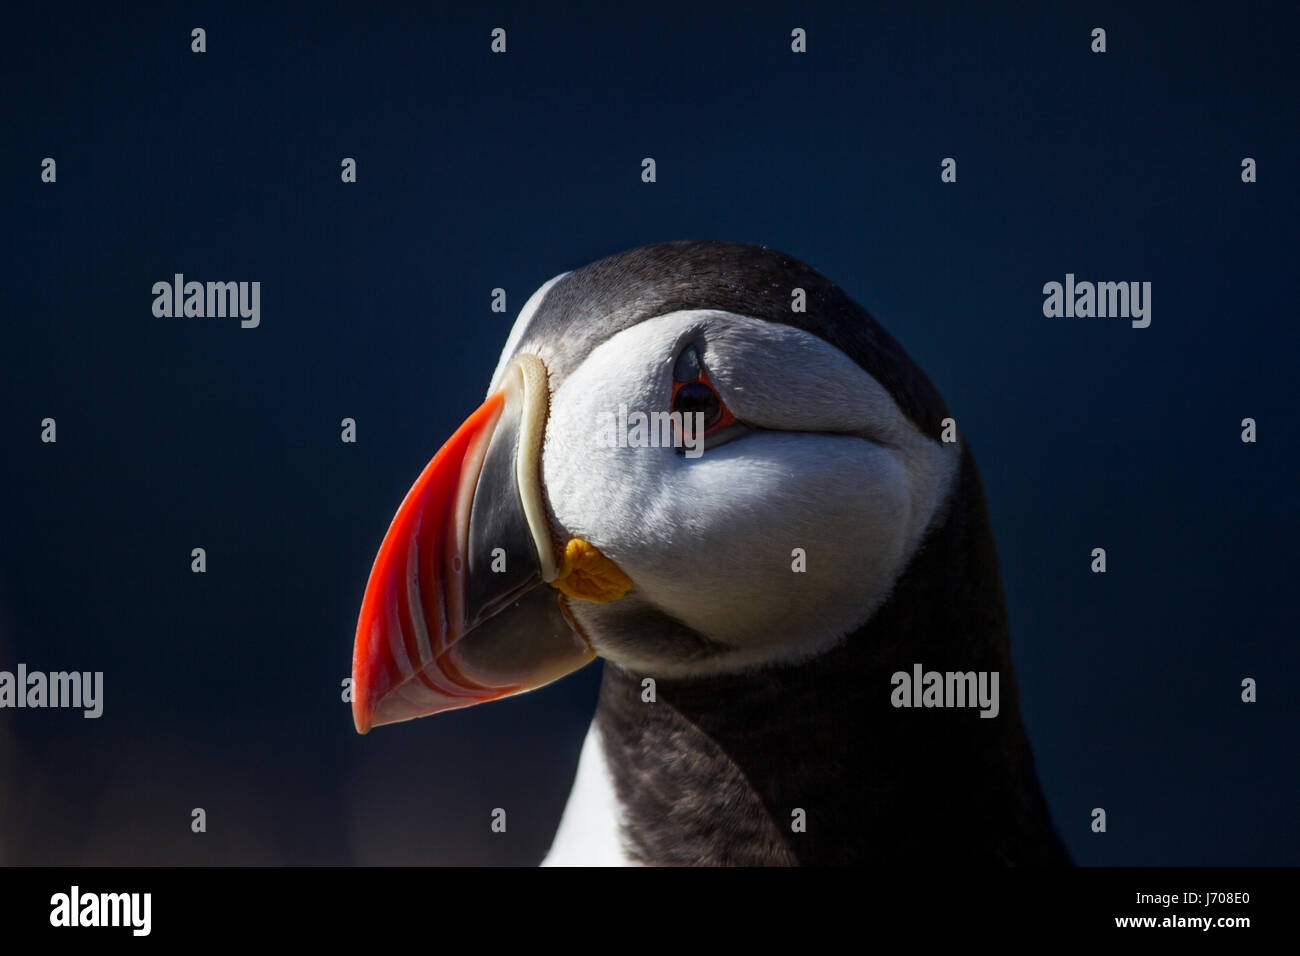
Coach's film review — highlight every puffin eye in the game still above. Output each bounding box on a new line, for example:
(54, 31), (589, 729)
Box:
(669, 343), (743, 452)
(672, 381), (722, 430)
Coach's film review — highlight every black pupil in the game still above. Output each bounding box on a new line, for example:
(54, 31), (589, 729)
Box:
(673, 381), (721, 429)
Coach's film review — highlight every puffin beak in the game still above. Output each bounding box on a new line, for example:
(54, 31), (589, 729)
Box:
(351, 355), (595, 733)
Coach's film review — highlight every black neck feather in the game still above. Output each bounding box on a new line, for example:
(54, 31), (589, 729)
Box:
(594, 448), (1072, 866)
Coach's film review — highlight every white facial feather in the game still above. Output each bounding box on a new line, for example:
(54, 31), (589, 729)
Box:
(535, 310), (960, 677)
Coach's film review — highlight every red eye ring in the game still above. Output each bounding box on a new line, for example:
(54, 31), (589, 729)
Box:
(671, 367), (739, 438)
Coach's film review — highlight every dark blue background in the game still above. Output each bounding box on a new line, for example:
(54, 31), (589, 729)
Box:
(1, 1), (1295, 865)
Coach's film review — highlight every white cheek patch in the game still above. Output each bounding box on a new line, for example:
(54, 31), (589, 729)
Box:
(541, 310), (960, 675)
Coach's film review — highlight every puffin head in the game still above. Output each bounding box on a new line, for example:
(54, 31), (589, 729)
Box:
(351, 240), (961, 732)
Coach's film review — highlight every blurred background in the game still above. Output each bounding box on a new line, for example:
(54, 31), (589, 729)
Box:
(1, 1), (1296, 865)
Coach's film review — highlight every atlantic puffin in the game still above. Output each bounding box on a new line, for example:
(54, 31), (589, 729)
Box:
(351, 240), (1072, 866)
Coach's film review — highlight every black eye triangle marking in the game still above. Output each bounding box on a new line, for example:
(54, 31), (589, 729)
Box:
(673, 343), (702, 383)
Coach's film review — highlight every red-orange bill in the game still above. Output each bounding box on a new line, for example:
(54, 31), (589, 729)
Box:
(351, 365), (593, 734)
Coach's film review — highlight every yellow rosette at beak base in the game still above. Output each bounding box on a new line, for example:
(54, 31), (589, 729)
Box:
(551, 538), (633, 604)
